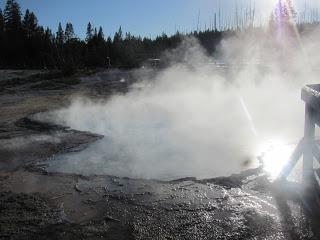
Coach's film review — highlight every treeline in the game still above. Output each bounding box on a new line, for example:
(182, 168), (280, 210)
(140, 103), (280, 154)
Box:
(1, 0), (318, 71)
(0, 0), (223, 71)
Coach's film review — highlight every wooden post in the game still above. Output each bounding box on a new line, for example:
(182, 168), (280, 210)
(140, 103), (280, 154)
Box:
(303, 104), (315, 189)
(278, 85), (320, 197)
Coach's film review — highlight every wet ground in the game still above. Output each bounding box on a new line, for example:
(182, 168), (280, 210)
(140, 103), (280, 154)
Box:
(1, 69), (320, 239)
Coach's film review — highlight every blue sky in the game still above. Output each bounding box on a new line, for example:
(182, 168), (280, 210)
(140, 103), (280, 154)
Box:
(1, 0), (319, 39)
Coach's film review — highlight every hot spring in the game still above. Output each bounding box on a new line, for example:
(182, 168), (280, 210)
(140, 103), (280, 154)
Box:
(33, 68), (305, 180)
(33, 31), (320, 180)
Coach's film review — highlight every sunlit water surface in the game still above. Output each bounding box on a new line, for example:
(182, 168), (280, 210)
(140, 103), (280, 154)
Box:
(257, 140), (301, 182)
(43, 136), (304, 181)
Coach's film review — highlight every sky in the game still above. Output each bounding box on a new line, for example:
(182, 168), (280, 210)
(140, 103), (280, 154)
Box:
(1, 0), (320, 39)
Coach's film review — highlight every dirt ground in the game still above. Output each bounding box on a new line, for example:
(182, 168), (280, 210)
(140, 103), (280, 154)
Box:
(1, 69), (320, 240)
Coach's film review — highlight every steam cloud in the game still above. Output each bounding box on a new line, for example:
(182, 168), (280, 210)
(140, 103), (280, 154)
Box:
(38, 27), (320, 180)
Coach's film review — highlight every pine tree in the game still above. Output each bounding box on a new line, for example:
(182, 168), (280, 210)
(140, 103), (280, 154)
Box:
(4, 0), (24, 66)
(113, 26), (123, 43)
(0, 9), (5, 65)
(23, 9), (38, 38)
(23, 9), (30, 26)
(86, 22), (93, 42)
(0, 9), (4, 33)
(112, 26), (124, 66)
(106, 36), (112, 55)
(4, 0), (22, 34)
(56, 22), (64, 46)
(98, 26), (104, 40)
(65, 22), (75, 42)
(93, 27), (97, 38)
(45, 27), (53, 40)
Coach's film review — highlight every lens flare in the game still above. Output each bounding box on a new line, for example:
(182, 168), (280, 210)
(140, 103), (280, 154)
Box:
(275, 0), (311, 69)
(239, 95), (258, 138)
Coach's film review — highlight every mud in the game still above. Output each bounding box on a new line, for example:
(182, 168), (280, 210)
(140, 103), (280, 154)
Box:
(1, 69), (320, 239)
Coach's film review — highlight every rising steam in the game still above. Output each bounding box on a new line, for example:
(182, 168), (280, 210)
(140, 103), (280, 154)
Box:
(36, 27), (320, 180)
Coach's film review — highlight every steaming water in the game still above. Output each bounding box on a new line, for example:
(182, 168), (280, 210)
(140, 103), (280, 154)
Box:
(44, 137), (301, 180)
(36, 64), (304, 180)
(37, 31), (320, 180)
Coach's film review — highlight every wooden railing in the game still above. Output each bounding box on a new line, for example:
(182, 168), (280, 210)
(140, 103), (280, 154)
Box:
(279, 85), (320, 188)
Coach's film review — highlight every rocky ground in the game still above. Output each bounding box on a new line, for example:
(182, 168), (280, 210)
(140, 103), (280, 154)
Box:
(0, 69), (320, 239)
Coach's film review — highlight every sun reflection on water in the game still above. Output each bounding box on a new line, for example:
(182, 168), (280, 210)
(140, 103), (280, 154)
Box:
(257, 140), (295, 180)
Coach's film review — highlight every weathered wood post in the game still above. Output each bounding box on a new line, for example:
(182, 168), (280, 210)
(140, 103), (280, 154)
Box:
(303, 104), (315, 189)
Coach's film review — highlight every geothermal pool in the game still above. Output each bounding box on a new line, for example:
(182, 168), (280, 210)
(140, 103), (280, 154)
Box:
(44, 138), (300, 180)
(34, 63), (312, 181)
(36, 106), (302, 181)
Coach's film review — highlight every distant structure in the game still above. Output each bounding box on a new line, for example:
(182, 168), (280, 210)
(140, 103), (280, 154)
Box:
(146, 58), (162, 68)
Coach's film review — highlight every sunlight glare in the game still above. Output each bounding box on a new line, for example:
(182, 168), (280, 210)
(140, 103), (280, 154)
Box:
(258, 140), (294, 180)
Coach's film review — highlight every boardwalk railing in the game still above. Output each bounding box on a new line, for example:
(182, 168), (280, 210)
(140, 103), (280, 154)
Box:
(279, 84), (320, 188)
